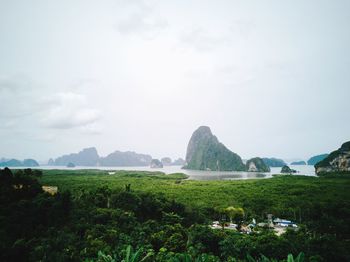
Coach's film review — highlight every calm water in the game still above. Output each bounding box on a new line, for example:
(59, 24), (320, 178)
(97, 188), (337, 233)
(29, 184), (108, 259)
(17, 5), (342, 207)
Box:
(18, 164), (316, 181)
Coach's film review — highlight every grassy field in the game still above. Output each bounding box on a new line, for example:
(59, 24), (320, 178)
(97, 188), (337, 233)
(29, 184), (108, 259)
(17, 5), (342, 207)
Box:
(40, 169), (350, 220)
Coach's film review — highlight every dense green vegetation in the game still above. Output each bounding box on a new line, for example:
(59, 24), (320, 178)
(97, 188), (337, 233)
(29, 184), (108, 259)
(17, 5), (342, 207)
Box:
(1, 168), (350, 261)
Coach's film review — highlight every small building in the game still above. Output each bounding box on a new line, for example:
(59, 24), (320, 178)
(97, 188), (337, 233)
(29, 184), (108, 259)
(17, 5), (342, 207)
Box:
(210, 221), (237, 230)
(210, 221), (221, 229)
(227, 223), (238, 230)
(273, 218), (298, 228)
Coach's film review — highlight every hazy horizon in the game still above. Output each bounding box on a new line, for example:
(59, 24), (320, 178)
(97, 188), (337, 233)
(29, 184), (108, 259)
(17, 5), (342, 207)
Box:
(1, 0), (349, 162)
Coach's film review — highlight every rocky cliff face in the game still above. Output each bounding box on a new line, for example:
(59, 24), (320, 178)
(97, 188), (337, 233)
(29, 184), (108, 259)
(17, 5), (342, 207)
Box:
(315, 141), (350, 175)
(246, 157), (270, 172)
(184, 126), (245, 171)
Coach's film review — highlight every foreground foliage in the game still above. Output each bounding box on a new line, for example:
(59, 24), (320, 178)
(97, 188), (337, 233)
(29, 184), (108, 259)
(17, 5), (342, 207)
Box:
(1, 168), (349, 261)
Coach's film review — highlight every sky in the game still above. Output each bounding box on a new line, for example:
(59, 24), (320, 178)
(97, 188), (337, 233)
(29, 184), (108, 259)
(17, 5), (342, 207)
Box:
(0, 0), (349, 163)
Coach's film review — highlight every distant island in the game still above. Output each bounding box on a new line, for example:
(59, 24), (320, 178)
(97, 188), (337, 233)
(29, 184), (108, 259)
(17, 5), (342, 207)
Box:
(160, 157), (186, 166)
(0, 158), (39, 167)
(49, 147), (184, 167)
(150, 159), (163, 168)
(66, 162), (75, 168)
(53, 147), (100, 166)
(172, 158), (186, 166)
(307, 154), (329, 165)
(99, 150), (152, 167)
(291, 161), (306, 165)
(262, 158), (287, 167)
(161, 157), (172, 166)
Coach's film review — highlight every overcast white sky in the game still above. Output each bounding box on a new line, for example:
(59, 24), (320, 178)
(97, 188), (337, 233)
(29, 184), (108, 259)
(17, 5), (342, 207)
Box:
(0, 0), (349, 162)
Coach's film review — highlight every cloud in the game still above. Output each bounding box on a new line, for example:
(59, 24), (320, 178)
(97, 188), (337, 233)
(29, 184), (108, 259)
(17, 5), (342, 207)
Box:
(0, 75), (44, 119)
(0, 74), (32, 90)
(179, 28), (231, 52)
(216, 65), (257, 85)
(178, 20), (254, 52)
(114, 0), (168, 39)
(116, 13), (168, 38)
(0, 120), (16, 129)
(29, 133), (56, 142)
(78, 123), (102, 135)
(42, 92), (101, 129)
(229, 20), (255, 38)
(0, 75), (22, 91)
(70, 78), (100, 91)
(0, 75), (101, 132)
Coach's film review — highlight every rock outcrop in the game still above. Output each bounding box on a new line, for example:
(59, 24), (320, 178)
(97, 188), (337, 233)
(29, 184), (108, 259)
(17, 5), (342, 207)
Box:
(184, 126), (245, 171)
(262, 158), (287, 167)
(150, 159), (163, 168)
(281, 165), (297, 174)
(315, 141), (350, 175)
(307, 154), (329, 165)
(246, 157), (271, 172)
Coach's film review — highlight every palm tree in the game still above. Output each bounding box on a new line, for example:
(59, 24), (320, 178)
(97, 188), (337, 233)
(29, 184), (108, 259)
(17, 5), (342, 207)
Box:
(121, 245), (152, 262)
(246, 252), (305, 262)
